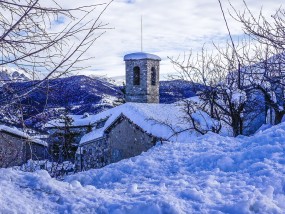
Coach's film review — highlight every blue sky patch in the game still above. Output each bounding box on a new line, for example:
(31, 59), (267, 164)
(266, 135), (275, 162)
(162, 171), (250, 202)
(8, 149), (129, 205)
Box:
(53, 16), (65, 25)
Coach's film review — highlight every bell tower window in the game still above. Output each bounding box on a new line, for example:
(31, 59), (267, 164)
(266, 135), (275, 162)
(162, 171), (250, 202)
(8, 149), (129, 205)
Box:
(133, 66), (140, 85)
(151, 67), (156, 86)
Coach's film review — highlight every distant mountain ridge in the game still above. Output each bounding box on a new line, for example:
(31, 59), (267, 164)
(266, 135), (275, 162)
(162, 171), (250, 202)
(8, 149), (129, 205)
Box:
(0, 75), (199, 130)
(0, 67), (31, 84)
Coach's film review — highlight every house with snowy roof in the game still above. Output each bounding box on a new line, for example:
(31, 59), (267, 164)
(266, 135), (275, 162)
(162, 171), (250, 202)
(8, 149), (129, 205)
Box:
(0, 125), (48, 168)
(75, 102), (199, 171)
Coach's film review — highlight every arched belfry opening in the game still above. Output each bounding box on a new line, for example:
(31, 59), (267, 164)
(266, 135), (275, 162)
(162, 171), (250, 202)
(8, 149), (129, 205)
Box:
(133, 66), (140, 85)
(151, 67), (156, 86)
(124, 52), (161, 103)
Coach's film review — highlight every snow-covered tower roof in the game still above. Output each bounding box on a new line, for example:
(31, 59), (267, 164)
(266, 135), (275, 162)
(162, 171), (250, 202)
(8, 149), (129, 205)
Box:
(124, 52), (161, 61)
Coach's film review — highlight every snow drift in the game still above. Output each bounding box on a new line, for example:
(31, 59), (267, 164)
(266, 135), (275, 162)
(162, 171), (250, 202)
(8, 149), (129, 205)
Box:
(1, 122), (285, 213)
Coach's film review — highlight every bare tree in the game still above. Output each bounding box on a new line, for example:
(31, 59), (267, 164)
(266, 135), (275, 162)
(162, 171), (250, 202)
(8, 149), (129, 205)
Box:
(0, 0), (113, 105)
(231, 2), (285, 125)
(0, 0), (113, 126)
(169, 39), (263, 136)
(0, 0), (113, 171)
(231, 1), (285, 51)
(170, 0), (285, 135)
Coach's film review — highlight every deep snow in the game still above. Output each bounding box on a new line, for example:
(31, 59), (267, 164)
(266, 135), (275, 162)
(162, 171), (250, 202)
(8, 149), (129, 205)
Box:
(1, 122), (285, 213)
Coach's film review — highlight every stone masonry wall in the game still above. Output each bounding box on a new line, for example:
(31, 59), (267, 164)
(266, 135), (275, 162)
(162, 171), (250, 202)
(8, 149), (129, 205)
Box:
(107, 117), (156, 163)
(0, 131), (47, 168)
(0, 132), (26, 167)
(76, 138), (110, 171)
(125, 59), (160, 103)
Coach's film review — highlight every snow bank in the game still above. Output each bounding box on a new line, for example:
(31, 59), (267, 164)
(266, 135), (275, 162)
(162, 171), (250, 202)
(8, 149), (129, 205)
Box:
(1, 123), (285, 213)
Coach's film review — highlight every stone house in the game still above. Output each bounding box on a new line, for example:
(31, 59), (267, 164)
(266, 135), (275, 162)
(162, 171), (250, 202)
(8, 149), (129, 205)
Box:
(0, 125), (48, 168)
(75, 102), (196, 171)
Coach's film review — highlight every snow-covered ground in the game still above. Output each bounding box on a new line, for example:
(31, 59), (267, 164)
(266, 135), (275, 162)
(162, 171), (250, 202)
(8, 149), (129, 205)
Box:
(1, 123), (285, 213)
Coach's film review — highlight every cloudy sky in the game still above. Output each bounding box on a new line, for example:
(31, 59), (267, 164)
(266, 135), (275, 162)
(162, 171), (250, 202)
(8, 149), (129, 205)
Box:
(60, 0), (284, 80)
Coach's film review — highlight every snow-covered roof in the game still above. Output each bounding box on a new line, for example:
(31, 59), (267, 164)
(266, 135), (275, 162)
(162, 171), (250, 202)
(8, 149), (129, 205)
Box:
(0, 125), (48, 147)
(80, 127), (105, 146)
(0, 125), (29, 139)
(29, 138), (48, 147)
(80, 102), (198, 145)
(45, 113), (112, 129)
(124, 52), (161, 61)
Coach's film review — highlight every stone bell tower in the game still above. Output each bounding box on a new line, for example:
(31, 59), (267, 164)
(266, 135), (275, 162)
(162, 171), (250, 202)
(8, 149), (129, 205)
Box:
(124, 52), (161, 103)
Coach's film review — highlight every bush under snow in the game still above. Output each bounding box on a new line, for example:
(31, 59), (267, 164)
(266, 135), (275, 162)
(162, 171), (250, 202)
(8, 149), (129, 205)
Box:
(1, 123), (285, 213)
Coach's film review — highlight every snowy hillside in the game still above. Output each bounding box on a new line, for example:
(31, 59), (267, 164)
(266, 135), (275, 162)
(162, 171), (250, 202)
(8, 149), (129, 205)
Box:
(0, 66), (31, 84)
(0, 75), (120, 128)
(159, 80), (203, 103)
(1, 122), (285, 213)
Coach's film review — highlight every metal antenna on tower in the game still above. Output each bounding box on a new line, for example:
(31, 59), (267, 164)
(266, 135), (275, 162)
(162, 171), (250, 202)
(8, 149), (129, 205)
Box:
(141, 15), (143, 52)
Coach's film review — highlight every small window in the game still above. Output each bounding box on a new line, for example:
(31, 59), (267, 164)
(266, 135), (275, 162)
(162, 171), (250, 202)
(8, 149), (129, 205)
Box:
(151, 67), (156, 86)
(133, 66), (140, 85)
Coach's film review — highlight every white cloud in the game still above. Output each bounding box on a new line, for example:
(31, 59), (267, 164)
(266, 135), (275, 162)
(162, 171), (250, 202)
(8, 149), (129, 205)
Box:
(47, 0), (285, 79)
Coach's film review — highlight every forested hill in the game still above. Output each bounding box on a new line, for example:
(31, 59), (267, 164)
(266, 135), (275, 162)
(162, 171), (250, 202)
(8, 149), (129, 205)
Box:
(0, 75), (199, 129)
